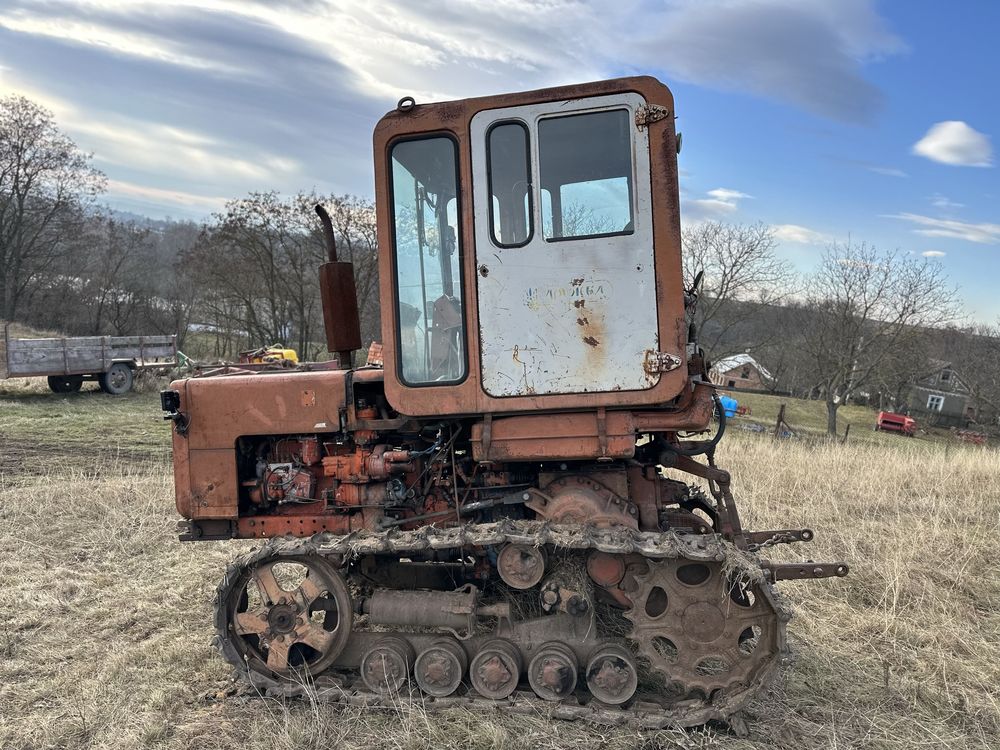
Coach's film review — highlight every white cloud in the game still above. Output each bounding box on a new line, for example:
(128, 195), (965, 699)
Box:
(887, 213), (1000, 244)
(838, 158), (908, 177)
(912, 121), (993, 167)
(2, 0), (902, 119)
(105, 178), (227, 212)
(685, 187), (752, 218)
(867, 165), (908, 177)
(707, 188), (751, 202)
(687, 199), (738, 216)
(0, 12), (246, 75)
(772, 224), (829, 244)
(930, 193), (964, 210)
(921, 250), (946, 258)
(628, 0), (905, 122)
(67, 115), (301, 183)
(0, 0), (907, 219)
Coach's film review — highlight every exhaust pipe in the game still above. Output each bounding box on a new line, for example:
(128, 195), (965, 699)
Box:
(315, 204), (362, 367)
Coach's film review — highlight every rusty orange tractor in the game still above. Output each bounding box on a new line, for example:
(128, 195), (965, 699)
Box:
(162, 76), (847, 730)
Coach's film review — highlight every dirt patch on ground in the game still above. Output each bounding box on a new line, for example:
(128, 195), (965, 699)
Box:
(0, 432), (167, 481)
(0, 434), (95, 473)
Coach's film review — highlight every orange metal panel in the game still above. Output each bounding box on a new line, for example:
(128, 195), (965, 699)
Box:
(470, 411), (636, 461)
(186, 448), (239, 519)
(183, 370), (348, 450)
(236, 509), (381, 539)
(171, 428), (193, 519)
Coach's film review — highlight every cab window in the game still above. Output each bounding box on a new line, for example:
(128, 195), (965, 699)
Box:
(487, 121), (532, 247)
(389, 136), (466, 385)
(538, 109), (634, 240)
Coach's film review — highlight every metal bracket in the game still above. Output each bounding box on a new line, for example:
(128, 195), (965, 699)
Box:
(643, 350), (682, 374)
(762, 561), (850, 582)
(481, 413), (493, 460)
(635, 104), (670, 129)
(596, 407), (609, 459)
(160, 389), (189, 435)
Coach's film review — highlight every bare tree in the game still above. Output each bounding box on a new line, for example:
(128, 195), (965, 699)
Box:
(152, 221), (201, 349)
(795, 241), (961, 436)
(182, 191), (323, 356)
(0, 95), (105, 320)
(182, 192), (381, 360)
(84, 217), (155, 335)
(943, 323), (1000, 424)
(682, 221), (792, 359)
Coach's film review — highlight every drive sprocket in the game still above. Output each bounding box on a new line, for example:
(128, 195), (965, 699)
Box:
(624, 557), (786, 711)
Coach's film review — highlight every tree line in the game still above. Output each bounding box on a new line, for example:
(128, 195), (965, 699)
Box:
(0, 94), (379, 362)
(682, 221), (1000, 434)
(3, 93), (998, 435)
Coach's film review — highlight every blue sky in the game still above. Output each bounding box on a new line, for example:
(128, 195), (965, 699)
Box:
(0, 1), (996, 319)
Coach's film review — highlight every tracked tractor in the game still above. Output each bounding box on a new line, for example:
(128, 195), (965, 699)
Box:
(162, 76), (847, 729)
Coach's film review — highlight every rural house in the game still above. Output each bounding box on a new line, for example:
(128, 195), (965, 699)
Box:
(907, 361), (972, 427)
(709, 353), (772, 390)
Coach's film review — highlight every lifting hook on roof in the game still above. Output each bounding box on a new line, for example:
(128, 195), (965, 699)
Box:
(397, 96), (416, 112)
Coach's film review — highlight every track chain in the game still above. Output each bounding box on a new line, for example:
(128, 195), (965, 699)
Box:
(214, 520), (793, 730)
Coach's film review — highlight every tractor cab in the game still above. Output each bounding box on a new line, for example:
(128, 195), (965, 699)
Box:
(370, 77), (687, 417)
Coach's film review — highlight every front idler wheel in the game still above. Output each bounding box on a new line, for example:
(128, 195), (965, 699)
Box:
(216, 552), (352, 681)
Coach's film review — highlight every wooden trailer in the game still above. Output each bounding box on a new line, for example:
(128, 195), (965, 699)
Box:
(1, 326), (177, 395)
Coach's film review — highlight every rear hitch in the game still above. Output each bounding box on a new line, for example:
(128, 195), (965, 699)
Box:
(761, 561), (850, 582)
(746, 528), (814, 550)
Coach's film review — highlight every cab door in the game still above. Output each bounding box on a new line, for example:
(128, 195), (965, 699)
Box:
(470, 93), (659, 397)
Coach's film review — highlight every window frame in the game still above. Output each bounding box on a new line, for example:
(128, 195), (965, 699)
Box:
(386, 132), (469, 388)
(927, 394), (944, 412)
(485, 119), (534, 249)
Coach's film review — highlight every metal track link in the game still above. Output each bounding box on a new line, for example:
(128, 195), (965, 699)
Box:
(214, 520), (793, 730)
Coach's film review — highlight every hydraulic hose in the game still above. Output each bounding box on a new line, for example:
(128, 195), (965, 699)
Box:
(660, 392), (727, 457)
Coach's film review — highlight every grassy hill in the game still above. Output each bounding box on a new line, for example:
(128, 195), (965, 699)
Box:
(719, 389), (971, 447)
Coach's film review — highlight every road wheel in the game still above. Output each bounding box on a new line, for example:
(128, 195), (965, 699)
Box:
(47, 375), (83, 394)
(98, 363), (134, 395)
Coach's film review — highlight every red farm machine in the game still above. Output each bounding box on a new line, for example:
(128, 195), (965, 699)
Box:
(875, 411), (917, 437)
(162, 76), (848, 729)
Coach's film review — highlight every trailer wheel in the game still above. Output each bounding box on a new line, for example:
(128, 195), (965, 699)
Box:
(47, 375), (83, 394)
(99, 363), (134, 395)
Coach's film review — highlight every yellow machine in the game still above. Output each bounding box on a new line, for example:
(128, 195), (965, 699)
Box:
(237, 345), (299, 366)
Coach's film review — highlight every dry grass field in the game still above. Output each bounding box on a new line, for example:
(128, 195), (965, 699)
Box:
(1, 378), (998, 749)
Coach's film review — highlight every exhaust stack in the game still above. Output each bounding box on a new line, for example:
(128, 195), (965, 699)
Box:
(315, 204), (362, 367)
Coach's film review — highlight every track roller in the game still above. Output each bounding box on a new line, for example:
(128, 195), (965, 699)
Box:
(470, 638), (522, 699)
(497, 544), (547, 589)
(414, 638), (468, 697)
(585, 643), (638, 705)
(528, 641), (578, 701)
(360, 636), (414, 692)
